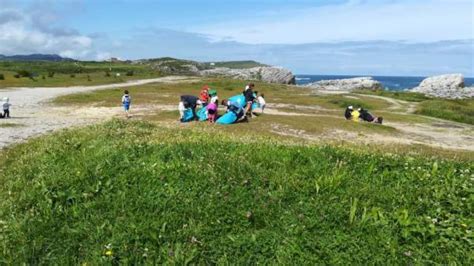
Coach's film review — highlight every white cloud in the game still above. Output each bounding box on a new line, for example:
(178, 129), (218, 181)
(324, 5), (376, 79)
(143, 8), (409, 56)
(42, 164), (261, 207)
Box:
(0, 8), (96, 59)
(193, 0), (473, 44)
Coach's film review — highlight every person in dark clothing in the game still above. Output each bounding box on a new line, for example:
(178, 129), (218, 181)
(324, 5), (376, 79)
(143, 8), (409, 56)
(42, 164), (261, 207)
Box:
(344, 106), (353, 120)
(359, 108), (383, 124)
(243, 83), (256, 117)
(179, 95), (203, 122)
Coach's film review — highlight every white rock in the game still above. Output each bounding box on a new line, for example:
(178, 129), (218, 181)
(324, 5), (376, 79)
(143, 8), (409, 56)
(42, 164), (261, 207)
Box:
(199, 66), (295, 84)
(305, 77), (383, 91)
(412, 74), (472, 99)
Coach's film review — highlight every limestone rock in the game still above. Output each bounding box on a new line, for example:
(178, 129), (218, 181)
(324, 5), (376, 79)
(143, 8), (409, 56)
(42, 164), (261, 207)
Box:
(412, 74), (473, 99)
(199, 66), (295, 84)
(305, 77), (383, 91)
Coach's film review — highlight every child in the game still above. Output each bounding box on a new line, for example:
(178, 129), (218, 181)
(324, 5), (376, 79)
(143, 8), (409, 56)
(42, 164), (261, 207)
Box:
(199, 85), (210, 105)
(257, 93), (266, 113)
(121, 90), (131, 118)
(2, 97), (11, 118)
(206, 101), (218, 123)
(207, 89), (219, 123)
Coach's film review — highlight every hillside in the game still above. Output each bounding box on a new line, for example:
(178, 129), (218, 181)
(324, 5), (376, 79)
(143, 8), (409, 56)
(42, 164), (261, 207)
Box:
(0, 54), (73, 62)
(0, 120), (471, 264)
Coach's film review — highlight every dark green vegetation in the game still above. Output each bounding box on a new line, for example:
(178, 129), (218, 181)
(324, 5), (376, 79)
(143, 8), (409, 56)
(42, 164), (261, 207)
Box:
(416, 99), (474, 125)
(0, 120), (471, 264)
(0, 61), (160, 87)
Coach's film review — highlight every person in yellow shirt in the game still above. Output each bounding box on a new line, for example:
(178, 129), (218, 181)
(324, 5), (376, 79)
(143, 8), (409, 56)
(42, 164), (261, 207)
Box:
(351, 108), (360, 122)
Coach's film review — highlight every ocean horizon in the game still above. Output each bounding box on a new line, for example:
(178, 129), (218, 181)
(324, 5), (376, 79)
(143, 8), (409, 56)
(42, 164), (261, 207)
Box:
(295, 75), (474, 91)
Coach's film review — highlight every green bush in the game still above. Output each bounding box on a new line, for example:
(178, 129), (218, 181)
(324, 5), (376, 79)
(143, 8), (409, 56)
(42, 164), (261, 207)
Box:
(13, 74), (20, 78)
(126, 70), (134, 76)
(16, 70), (32, 78)
(105, 71), (111, 77)
(70, 74), (76, 78)
(0, 120), (471, 264)
(48, 71), (55, 78)
(0, 73), (4, 80)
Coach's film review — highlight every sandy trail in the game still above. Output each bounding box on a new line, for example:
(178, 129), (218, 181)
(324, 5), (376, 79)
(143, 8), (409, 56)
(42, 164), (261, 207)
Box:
(0, 76), (195, 148)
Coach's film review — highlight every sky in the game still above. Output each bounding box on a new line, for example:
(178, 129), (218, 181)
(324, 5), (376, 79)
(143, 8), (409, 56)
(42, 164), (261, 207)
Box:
(0, 0), (473, 76)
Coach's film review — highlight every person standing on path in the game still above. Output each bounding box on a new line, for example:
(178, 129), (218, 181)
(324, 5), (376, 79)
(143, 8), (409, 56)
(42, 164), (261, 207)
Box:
(2, 97), (11, 118)
(122, 90), (131, 118)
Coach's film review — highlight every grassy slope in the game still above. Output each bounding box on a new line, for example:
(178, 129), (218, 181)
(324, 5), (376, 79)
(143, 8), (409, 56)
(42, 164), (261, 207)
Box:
(0, 120), (472, 264)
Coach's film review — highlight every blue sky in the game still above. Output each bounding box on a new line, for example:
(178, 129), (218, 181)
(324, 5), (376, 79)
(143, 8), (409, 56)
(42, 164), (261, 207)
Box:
(0, 0), (473, 76)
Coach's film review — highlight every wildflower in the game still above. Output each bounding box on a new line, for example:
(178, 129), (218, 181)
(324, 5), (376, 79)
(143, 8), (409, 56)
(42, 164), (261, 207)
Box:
(105, 250), (113, 256)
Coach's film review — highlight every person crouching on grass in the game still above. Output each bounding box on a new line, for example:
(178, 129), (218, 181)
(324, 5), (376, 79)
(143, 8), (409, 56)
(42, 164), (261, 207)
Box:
(122, 90), (131, 118)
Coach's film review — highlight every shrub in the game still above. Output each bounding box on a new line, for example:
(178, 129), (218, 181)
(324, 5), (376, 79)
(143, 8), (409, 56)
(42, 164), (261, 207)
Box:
(126, 70), (134, 76)
(87, 75), (91, 81)
(0, 73), (4, 80)
(42, 75), (46, 80)
(70, 74), (76, 78)
(105, 71), (111, 77)
(13, 74), (20, 78)
(17, 70), (32, 78)
(48, 71), (55, 78)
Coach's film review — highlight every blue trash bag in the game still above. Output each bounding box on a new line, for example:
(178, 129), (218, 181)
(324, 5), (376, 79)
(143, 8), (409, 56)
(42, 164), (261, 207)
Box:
(228, 94), (246, 108)
(197, 107), (208, 121)
(181, 108), (195, 122)
(252, 102), (260, 110)
(216, 111), (238, 125)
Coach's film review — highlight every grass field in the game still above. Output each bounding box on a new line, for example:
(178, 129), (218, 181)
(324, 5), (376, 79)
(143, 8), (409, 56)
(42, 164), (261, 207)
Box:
(0, 61), (161, 87)
(415, 99), (474, 125)
(0, 120), (471, 264)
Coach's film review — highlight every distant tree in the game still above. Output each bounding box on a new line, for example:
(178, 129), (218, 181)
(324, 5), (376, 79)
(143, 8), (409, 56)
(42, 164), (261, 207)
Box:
(87, 75), (91, 81)
(48, 71), (55, 78)
(126, 70), (134, 76)
(0, 74), (4, 80)
(14, 74), (20, 79)
(105, 71), (111, 77)
(70, 74), (76, 78)
(42, 75), (46, 80)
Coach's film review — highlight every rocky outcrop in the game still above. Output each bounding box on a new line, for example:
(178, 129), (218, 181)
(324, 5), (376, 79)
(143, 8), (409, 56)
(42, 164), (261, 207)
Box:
(305, 77), (383, 91)
(411, 74), (473, 99)
(199, 66), (296, 84)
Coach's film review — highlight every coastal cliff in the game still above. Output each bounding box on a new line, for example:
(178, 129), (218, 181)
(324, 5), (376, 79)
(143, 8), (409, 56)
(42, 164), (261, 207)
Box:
(305, 77), (383, 91)
(135, 58), (296, 85)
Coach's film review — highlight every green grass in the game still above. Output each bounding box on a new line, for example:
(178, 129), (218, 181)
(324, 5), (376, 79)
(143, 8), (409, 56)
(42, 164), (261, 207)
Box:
(0, 61), (161, 87)
(354, 89), (431, 102)
(416, 99), (474, 125)
(0, 122), (23, 128)
(0, 120), (472, 264)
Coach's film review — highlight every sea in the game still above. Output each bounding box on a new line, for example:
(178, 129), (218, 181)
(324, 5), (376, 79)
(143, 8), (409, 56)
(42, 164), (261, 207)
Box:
(295, 75), (474, 91)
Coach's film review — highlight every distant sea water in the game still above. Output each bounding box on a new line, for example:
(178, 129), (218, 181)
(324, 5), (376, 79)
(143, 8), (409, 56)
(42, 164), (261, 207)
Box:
(295, 75), (474, 91)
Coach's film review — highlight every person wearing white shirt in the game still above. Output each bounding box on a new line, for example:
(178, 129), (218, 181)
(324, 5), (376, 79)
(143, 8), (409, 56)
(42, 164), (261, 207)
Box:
(257, 94), (266, 113)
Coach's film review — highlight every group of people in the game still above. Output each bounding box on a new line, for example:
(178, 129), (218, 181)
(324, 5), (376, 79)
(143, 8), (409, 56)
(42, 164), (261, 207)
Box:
(0, 97), (11, 119)
(344, 105), (383, 124)
(178, 83), (266, 124)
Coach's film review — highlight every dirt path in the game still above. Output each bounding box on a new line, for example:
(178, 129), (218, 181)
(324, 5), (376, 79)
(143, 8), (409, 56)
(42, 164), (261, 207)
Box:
(0, 76), (195, 148)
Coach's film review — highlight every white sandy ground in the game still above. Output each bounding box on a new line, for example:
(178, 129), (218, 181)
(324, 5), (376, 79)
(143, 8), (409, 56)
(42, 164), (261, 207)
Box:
(0, 76), (195, 148)
(0, 78), (473, 152)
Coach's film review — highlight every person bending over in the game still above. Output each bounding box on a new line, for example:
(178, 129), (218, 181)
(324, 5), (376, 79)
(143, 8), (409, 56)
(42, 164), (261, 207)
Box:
(179, 95), (203, 122)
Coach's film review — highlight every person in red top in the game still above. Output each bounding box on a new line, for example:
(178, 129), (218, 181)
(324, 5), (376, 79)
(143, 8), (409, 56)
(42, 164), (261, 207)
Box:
(199, 85), (210, 105)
